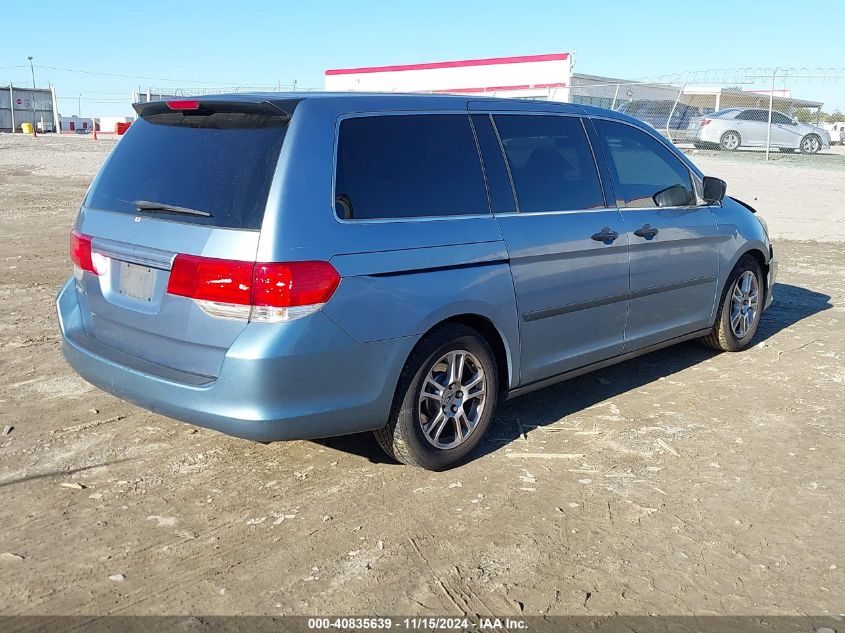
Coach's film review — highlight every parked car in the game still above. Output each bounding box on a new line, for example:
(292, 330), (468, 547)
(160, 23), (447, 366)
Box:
(691, 108), (831, 153)
(57, 94), (776, 470)
(74, 128), (91, 135)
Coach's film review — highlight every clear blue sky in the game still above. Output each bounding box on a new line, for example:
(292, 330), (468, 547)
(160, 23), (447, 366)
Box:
(3, 0), (843, 118)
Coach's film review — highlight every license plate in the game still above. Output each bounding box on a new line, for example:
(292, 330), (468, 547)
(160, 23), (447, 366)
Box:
(119, 262), (155, 302)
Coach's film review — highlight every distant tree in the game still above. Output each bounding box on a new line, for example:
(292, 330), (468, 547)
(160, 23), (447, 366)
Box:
(826, 110), (845, 123)
(793, 107), (825, 123)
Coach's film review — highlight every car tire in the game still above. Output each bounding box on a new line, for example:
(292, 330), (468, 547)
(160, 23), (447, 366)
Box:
(799, 134), (822, 154)
(374, 323), (499, 470)
(719, 130), (741, 151)
(701, 255), (764, 352)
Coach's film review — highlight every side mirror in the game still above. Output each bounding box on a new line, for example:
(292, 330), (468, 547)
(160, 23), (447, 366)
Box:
(702, 176), (727, 204)
(652, 184), (694, 208)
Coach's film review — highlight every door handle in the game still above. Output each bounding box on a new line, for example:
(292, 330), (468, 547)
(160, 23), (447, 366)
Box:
(633, 224), (659, 240)
(591, 227), (620, 244)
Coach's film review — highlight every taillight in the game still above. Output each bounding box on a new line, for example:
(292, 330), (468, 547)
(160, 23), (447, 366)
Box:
(166, 99), (200, 111)
(251, 261), (341, 322)
(167, 255), (253, 305)
(166, 255), (340, 322)
(70, 229), (105, 276)
(700, 118), (712, 126)
(252, 262), (340, 307)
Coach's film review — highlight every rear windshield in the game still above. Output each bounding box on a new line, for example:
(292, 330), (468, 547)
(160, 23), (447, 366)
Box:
(85, 111), (288, 229)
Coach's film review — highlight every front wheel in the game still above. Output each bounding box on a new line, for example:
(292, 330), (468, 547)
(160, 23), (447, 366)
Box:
(701, 255), (764, 352)
(374, 323), (499, 470)
(799, 134), (822, 154)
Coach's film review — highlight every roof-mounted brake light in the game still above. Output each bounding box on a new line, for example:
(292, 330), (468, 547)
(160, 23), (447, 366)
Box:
(166, 100), (201, 111)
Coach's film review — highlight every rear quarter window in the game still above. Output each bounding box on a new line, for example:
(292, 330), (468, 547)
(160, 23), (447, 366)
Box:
(334, 114), (488, 220)
(85, 112), (288, 229)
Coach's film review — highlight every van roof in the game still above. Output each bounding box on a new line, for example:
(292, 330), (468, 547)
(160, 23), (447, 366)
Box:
(134, 91), (635, 121)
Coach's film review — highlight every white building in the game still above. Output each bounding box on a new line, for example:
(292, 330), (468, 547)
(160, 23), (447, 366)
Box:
(325, 52), (572, 102)
(59, 115), (94, 132)
(323, 54), (824, 126)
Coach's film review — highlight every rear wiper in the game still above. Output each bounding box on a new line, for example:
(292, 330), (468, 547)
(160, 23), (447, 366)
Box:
(134, 200), (212, 217)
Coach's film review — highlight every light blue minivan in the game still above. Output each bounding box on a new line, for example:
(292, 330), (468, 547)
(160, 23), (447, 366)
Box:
(57, 93), (776, 470)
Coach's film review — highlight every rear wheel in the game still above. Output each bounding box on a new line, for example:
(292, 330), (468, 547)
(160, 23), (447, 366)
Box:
(701, 255), (764, 352)
(374, 323), (498, 470)
(719, 130), (741, 151)
(799, 134), (822, 154)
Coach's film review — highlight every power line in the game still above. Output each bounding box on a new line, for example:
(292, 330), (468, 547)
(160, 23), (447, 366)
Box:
(57, 97), (129, 103)
(35, 63), (251, 85)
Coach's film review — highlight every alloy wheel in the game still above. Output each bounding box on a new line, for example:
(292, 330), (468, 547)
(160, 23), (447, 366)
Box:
(801, 136), (820, 154)
(418, 350), (488, 450)
(722, 132), (740, 150)
(730, 270), (760, 339)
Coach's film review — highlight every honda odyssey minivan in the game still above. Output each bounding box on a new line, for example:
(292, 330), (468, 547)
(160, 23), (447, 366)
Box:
(57, 93), (776, 470)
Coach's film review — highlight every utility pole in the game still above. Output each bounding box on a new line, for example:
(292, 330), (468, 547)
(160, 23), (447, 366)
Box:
(78, 94), (81, 117)
(50, 82), (60, 133)
(27, 56), (37, 137)
(9, 81), (16, 133)
(765, 68), (779, 161)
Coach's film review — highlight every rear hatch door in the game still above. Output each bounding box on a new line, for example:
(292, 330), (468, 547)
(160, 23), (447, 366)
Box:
(74, 98), (295, 380)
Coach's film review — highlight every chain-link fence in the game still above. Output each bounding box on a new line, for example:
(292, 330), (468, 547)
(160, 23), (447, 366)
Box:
(570, 68), (845, 160)
(132, 83), (300, 104)
(130, 68), (844, 162)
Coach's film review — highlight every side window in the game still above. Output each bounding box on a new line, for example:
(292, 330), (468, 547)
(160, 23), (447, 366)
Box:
(334, 114), (488, 220)
(738, 110), (769, 123)
(594, 119), (695, 208)
(771, 112), (792, 125)
(492, 115), (604, 213)
(470, 114), (517, 214)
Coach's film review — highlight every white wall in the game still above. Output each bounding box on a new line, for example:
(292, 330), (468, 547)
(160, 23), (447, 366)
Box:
(98, 116), (132, 133)
(325, 53), (571, 102)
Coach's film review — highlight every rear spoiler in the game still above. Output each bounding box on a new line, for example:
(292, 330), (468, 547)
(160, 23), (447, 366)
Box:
(133, 98), (303, 120)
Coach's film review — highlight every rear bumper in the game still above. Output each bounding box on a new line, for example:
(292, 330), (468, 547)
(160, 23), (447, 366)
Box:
(694, 128), (720, 144)
(57, 279), (415, 442)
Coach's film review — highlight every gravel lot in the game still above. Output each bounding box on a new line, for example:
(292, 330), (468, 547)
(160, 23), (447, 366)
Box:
(0, 134), (842, 617)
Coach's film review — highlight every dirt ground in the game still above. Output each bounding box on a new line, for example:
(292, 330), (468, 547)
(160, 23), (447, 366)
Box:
(691, 149), (845, 243)
(0, 134), (842, 617)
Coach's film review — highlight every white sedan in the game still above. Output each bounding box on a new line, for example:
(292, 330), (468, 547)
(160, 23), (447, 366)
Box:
(691, 108), (831, 154)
